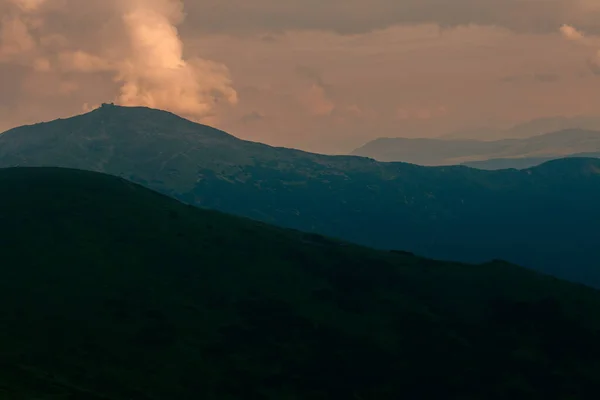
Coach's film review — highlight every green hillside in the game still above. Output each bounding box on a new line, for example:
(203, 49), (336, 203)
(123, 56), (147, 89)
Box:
(1, 105), (600, 287)
(1, 167), (600, 399)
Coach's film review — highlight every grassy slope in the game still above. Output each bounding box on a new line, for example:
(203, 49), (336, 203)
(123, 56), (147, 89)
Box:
(1, 167), (600, 399)
(2, 106), (600, 287)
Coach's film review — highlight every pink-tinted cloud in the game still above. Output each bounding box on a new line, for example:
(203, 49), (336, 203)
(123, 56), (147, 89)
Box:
(0, 0), (238, 122)
(559, 23), (600, 74)
(396, 106), (448, 121)
(181, 0), (600, 36)
(2, 1), (600, 154)
(560, 24), (585, 41)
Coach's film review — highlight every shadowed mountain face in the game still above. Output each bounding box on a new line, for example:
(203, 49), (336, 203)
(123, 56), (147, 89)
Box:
(1, 104), (600, 287)
(352, 129), (600, 165)
(1, 167), (600, 399)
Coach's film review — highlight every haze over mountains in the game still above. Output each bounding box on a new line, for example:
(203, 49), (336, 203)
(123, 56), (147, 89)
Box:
(4, 0), (600, 398)
(352, 129), (600, 166)
(1, 104), (600, 287)
(461, 151), (600, 170)
(442, 115), (600, 140)
(2, 166), (600, 399)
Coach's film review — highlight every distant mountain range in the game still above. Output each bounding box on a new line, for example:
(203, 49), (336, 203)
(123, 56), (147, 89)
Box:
(2, 167), (600, 399)
(352, 129), (600, 165)
(442, 115), (600, 140)
(1, 104), (600, 287)
(462, 152), (600, 170)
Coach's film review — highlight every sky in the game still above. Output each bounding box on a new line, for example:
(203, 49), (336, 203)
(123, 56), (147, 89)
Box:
(1, 0), (600, 153)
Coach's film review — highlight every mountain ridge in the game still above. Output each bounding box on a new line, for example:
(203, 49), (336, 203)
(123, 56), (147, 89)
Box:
(352, 128), (600, 165)
(1, 105), (600, 287)
(461, 151), (600, 170)
(441, 114), (600, 140)
(2, 166), (600, 399)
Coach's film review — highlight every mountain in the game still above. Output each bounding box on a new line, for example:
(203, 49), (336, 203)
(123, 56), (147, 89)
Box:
(1, 104), (600, 287)
(352, 129), (600, 164)
(462, 152), (600, 170)
(442, 115), (600, 140)
(2, 166), (600, 399)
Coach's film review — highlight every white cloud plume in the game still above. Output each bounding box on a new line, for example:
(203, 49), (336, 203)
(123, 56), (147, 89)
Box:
(115, 1), (238, 117)
(559, 23), (600, 74)
(560, 24), (585, 41)
(0, 0), (238, 121)
(10, 0), (45, 11)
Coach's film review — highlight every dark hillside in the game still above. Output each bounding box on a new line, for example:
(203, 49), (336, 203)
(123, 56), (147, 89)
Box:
(1, 105), (600, 287)
(1, 167), (600, 399)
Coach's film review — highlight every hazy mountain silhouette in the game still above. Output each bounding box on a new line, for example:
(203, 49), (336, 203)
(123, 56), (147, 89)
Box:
(441, 115), (600, 140)
(1, 104), (600, 287)
(352, 128), (600, 164)
(462, 151), (600, 170)
(1, 166), (600, 399)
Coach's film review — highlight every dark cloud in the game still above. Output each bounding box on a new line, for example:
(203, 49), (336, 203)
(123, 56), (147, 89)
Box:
(180, 0), (600, 36)
(534, 73), (561, 82)
(239, 111), (266, 123)
(295, 65), (323, 83)
(587, 56), (600, 75)
(294, 65), (333, 92)
(0, 64), (27, 106)
(500, 72), (561, 84)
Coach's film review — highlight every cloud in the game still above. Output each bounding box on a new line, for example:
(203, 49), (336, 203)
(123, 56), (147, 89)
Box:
(0, 3), (38, 61)
(0, 0), (238, 121)
(239, 111), (266, 123)
(560, 24), (585, 41)
(295, 65), (326, 86)
(295, 65), (336, 116)
(8, 0), (47, 12)
(115, 1), (238, 118)
(500, 73), (561, 84)
(180, 0), (600, 36)
(559, 23), (600, 75)
(534, 73), (561, 82)
(396, 106), (448, 120)
(57, 50), (113, 72)
(299, 84), (335, 116)
(587, 50), (600, 75)
(3, 1), (600, 154)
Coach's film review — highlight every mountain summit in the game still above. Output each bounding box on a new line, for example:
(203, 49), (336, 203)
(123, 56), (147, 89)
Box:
(0, 104), (340, 194)
(1, 105), (600, 287)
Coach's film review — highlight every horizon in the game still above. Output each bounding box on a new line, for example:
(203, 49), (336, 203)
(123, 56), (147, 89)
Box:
(3, 103), (600, 154)
(2, 3), (600, 394)
(2, 0), (600, 153)
(2, 103), (600, 169)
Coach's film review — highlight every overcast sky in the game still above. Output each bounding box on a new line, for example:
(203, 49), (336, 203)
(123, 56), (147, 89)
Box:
(1, 0), (600, 153)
